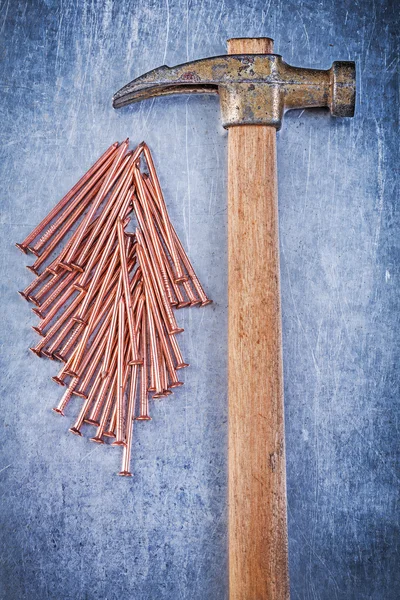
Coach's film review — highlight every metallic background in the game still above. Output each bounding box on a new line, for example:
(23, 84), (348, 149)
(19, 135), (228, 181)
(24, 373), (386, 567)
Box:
(0, 0), (398, 598)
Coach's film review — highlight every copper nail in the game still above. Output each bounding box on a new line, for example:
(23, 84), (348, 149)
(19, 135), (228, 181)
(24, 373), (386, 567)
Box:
(113, 297), (126, 446)
(169, 332), (190, 370)
(36, 293), (86, 362)
(144, 175), (212, 306)
(30, 271), (65, 306)
(73, 155), (134, 269)
(53, 377), (80, 416)
(133, 197), (183, 334)
(103, 406), (117, 438)
(83, 367), (111, 426)
(134, 169), (176, 302)
(32, 151), (118, 255)
(90, 372), (118, 444)
(68, 231), (121, 375)
(153, 337), (168, 398)
(142, 143), (186, 281)
(141, 264), (163, 394)
(46, 319), (76, 360)
(119, 363), (139, 476)
(136, 227), (183, 336)
(136, 310), (151, 420)
(32, 283), (80, 336)
(28, 179), (104, 272)
(91, 332), (130, 443)
(70, 174), (133, 282)
(117, 218), (140, 365)
(28, 209), (102, 275)
(63, 140), (129, 265)
(138, 251), (185, 387)
(100, 274), (123, 378)
(52, 344), (80, 385)
(137, 189), (187, 306)
(74, 333), (108, 399)
(72, 219), (121, 323)
(68, 349), (107, 436)
(16, 142), (119, 252)
(101, 245), (136, 376)
(55, 250), (132, 362)
(82, 367), (106, 425)
(31, 270), (77, 319)
(73, 278), (123, 396)
(19, 269), (53, 302)
(88, 344), (118, 425)
(134, 292), (145, 335)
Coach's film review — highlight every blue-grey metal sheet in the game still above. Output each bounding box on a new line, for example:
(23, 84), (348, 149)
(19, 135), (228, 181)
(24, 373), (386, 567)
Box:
(0, 1), (398, 598)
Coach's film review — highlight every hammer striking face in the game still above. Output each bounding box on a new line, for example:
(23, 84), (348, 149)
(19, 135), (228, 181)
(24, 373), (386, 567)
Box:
(113, 38), (356, 600)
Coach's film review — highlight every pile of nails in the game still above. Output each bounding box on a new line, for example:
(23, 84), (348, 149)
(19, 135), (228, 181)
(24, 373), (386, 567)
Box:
(16, 139), (211, 476)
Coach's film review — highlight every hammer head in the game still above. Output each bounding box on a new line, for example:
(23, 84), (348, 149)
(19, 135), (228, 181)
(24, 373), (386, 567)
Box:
(113, 40), (355, 130)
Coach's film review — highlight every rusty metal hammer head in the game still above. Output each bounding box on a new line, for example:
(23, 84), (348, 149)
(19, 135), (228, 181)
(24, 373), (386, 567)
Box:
(113, 37), (356, 130)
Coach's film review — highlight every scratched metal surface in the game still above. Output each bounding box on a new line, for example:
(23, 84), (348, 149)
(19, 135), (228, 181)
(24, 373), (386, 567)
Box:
(0, 1), (398, 599)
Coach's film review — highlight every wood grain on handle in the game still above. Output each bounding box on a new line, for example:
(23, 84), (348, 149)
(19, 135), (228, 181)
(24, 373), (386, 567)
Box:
(227, 38), (289, 600)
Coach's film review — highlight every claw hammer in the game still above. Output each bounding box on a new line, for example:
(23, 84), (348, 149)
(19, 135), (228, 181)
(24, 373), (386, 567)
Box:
(113, 37), (356, 600)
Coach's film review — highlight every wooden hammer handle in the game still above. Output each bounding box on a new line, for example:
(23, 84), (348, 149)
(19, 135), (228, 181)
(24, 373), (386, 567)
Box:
(228, 38), (289, 600)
